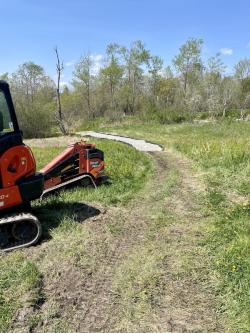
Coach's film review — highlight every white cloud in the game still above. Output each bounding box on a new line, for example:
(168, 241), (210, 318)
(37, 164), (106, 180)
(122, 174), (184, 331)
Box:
(246, 42), (250, 49)
(65, 60), (75, 67)
(220, 48), (233, 55)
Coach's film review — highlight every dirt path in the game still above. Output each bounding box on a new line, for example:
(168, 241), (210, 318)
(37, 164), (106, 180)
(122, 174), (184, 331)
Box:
(12, 137), (224, 332)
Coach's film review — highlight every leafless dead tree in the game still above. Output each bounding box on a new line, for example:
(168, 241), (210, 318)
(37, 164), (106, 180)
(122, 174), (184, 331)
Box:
(54, 46), (67, 135)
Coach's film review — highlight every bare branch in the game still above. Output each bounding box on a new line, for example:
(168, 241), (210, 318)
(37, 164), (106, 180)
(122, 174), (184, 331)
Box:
(54, 46), (67, 135)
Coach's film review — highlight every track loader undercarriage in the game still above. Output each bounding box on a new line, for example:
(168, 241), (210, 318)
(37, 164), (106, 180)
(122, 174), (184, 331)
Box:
(0, 213), (41, 252)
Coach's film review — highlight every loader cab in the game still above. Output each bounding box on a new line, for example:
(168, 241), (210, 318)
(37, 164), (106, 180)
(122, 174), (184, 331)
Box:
(0, 89), (15, 135)
(0, 81), (23, 155)
(0, 81), (19, 134)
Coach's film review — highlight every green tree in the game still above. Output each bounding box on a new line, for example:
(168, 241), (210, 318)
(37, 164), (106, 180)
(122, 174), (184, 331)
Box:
(120, 40), (150, 114)
(73, 54), (95, 118)
(12, 62), (46, 101)
(148, 55), (163, 100)
(154, 77), (178, 107)
(173, 38), (204, 94)
(0, 73), (9, 81)
(206, 53), (226, 81)
(203, 53), (225, 116)
(235, 58), (250, 80)
(11, 62), (55, 137)
(164, 66), (174, 79)
(101, 44), (124, 111)
(220, 77), (241, 117)
(234, 59), (250, 118)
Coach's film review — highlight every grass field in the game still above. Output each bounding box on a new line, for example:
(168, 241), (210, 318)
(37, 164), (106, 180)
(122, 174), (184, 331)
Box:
(0, 121), (249, 332)
(99, 120), (250, 332)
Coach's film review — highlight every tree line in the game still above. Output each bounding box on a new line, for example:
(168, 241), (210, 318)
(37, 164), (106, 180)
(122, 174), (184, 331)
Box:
(1, 38), (250, 137)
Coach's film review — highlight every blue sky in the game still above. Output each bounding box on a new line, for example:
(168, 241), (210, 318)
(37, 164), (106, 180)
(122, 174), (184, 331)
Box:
(1, 0), (250, 84)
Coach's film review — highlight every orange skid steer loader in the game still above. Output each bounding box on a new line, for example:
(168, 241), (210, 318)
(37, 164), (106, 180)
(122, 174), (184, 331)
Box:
(0, 81), (107, 251)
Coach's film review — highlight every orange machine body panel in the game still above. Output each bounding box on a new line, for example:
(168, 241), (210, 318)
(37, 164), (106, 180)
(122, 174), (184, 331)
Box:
(41, 142), (105, 191)
(0, 145), (36, 211)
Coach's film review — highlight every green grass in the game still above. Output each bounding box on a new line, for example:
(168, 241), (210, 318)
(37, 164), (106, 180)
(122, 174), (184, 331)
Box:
(95, 119), (250, 332)
(209, 202), (250, 331)
(114, 243), (166, 331)
(102, 120), (250, 196)
(33, 146), (64, 171)
(0, 253), (42, 333)
(113, 169), (180, 332)
(0, 139), (152, 332)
